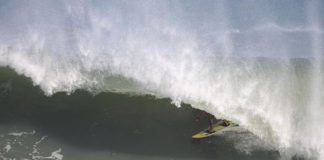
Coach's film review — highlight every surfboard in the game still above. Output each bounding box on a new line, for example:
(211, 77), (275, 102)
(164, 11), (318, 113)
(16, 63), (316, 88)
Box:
(192, 120), (235, 139)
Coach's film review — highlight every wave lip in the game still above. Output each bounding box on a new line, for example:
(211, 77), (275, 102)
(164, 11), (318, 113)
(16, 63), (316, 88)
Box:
(0, 0), (324, 159)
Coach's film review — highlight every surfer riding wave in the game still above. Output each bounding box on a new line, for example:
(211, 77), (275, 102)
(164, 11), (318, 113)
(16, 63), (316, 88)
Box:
(195, 111), (230, 133)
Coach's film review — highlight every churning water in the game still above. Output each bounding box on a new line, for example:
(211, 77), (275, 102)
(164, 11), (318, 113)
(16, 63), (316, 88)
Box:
(0, 0), (323, 159)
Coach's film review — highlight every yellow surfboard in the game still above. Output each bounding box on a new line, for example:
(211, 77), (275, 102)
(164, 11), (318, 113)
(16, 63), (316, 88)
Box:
(192, 120), (235, 139)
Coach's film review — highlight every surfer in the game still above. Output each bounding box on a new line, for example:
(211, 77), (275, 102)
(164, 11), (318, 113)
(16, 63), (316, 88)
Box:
(192, 111), (236, 139)
(195, 111), (217, 133)
(207, 115), (217, 133)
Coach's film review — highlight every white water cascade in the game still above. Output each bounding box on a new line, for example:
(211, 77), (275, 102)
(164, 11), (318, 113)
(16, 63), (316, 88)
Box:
(0, 0), (323, 159)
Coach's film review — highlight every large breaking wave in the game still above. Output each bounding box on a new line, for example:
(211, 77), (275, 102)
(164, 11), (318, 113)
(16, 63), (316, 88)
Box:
(0, 0), (323, 159)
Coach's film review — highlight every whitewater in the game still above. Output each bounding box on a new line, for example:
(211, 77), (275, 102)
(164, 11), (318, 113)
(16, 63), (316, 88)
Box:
(0, 0), (323, 159)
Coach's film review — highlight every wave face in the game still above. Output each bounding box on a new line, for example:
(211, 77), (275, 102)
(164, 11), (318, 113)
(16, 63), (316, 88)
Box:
(0, 0), (323, 159)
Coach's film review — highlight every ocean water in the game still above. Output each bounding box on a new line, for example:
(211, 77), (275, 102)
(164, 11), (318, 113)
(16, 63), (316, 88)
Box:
(0, 0), (324, 159)
(0, 67), (278, 160)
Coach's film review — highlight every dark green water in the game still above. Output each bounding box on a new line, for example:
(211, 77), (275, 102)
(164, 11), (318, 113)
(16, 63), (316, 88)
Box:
(0, 67), (278, 160)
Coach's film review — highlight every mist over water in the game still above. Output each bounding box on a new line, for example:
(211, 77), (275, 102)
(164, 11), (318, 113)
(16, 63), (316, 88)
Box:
(0, 0), (323, 159)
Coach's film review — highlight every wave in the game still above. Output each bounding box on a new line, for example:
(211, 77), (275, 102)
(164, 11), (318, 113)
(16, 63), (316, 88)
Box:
(1, 54), (322, 159)
(0, 0), (324, 159)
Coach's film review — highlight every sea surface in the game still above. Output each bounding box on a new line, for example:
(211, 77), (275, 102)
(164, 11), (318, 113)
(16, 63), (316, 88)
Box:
(0, 1), (323, 159)
(0, 67), (278, 160)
